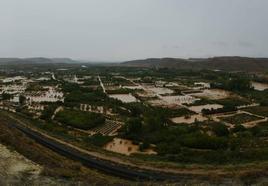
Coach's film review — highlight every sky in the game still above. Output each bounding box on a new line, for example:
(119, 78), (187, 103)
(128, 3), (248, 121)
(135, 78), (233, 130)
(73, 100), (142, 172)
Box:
(1, 0), (268, 61)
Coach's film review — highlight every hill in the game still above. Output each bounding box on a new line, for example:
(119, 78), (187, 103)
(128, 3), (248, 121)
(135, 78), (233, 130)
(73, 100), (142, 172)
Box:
(122, 57), (268, 72)
(0, 58), (77, 65)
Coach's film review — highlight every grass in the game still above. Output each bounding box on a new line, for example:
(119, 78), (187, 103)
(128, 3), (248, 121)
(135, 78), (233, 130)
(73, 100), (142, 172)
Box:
(55, 109), (105, 130)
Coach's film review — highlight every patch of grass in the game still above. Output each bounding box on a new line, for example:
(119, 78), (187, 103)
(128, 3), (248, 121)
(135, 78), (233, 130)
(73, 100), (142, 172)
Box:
(55, 109), (105, 130)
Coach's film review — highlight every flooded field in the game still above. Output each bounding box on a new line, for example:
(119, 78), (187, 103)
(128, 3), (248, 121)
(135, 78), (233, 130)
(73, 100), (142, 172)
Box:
(252, 81), (268, 91)
(147, 87), (174, 95)
(171, 114), (208, 124)
(189, 104), (223, 113)
(148, 95), (198, 107)
(162, 95), (198, 105)
(104, 138), (156, 155)
(122, 85), (143, 90)
(188, 89), (231, 100)
(109, 94), (138, 103)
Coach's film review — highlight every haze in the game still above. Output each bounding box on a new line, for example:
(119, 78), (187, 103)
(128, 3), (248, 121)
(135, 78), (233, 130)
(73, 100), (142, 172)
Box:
(1, 0), (268, 61)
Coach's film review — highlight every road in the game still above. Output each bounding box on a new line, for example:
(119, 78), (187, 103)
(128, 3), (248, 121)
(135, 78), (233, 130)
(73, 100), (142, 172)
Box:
(98, 75), (106, 94)
(3, 114), (182, 182)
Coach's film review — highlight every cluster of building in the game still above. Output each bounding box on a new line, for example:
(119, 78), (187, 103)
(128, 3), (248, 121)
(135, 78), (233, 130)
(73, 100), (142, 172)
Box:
(80, 104), (114, 115)
(25, 86), (64, 104)
(0, 76), (65, 116)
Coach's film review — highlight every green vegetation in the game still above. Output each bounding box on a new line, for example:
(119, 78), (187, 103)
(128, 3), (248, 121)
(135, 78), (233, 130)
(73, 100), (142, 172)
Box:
(106, 88), (134, 94)
(2, 64), (268, 170)
(55, 110), (105, 130)
(202, 106), (237, 115)
(211, 76), (252, 91)
(0, 114), (125, 184)
(83, 134), (113, 147)
(242, 106), (268, 117)
(1, 93), (13, 100)
(215, 97), (251, 107)
(240, 90), (268, 106)
(26, 83), (48, 92)
(40, 104), (58, 121)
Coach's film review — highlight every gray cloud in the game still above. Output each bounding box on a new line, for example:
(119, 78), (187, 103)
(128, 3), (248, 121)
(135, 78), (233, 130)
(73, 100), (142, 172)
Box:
(0, 0), (268, 61)
(237, 41), (255, 48)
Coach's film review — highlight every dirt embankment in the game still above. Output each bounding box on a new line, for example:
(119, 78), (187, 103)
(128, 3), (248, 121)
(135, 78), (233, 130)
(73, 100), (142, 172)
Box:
(0, 143), (41, 184)
(0, 118), (128, 185)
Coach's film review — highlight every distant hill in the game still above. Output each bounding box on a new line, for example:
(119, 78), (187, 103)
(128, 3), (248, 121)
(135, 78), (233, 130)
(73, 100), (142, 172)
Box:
(121, 57), (268, 72)
(0, 58), (77, 65)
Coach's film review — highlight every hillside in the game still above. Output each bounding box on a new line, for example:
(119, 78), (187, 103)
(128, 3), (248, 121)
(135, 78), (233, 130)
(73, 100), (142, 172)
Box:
(122, 57), (268, 72)
(0, 58), (77, 65)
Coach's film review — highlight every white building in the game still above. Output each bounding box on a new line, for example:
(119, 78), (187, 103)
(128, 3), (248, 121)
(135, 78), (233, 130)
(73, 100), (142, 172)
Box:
(26, 87), (64, 103)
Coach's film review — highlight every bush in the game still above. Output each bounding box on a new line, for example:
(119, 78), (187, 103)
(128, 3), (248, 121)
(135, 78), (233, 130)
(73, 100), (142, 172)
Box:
(181, 133), (228, 150)
(212, 123), (229, 137)
(84, 134), (113, 147)
(125, 117), (142, 134)
(231, 124), (246, 133)
(139, 142), (150, 151)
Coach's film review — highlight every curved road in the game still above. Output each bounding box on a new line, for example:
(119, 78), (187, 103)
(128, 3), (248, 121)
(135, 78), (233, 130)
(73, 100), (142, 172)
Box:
(5, 117), (182, 182)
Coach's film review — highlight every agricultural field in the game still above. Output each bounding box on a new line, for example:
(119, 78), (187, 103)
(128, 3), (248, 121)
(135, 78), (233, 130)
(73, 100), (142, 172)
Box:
(219, 113), (264, 125)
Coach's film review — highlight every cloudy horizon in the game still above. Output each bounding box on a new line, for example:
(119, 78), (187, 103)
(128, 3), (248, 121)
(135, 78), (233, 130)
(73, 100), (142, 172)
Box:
(1, 0), (268, 61)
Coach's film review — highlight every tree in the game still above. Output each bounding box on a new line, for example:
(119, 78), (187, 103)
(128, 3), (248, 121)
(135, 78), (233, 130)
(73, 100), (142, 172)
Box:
(2, 93), (12, 100)
(212, 123), (229, 137)
(144, 116), (165, 132)
(125, 118), (142, 134)
(19, 95), (26, 105)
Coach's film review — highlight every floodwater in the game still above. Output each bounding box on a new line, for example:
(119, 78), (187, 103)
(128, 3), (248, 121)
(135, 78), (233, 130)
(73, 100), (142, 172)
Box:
(188, 89), (230, 100)
(171, 114), (208, 124)
(104, 138), (156, 156)
(109, 94), (138, 103)
(123, 85), (143, 90)
(252, 81), (268, 91)
(189, 104), (223, 113)
(148, 95), (197, 107)
(147, 87), (174, 95)
(162, 95), (197, 105)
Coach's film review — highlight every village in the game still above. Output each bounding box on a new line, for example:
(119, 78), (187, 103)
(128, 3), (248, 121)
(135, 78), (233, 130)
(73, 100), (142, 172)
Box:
(1, 66), (268, 158)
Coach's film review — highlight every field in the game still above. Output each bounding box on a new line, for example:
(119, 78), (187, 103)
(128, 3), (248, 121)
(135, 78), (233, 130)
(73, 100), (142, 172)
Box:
(242, 106), (268, 117)
(219, 113), (263, 125)
(55, 110), (105, 130)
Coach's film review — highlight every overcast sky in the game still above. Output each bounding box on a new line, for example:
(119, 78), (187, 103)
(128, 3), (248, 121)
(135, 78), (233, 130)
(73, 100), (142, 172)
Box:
(1, 0), (268, 61)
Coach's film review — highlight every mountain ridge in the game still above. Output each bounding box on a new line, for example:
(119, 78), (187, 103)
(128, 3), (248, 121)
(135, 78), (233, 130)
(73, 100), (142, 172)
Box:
(121, 56), (268, 72)
(0, 57), (77, 65)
